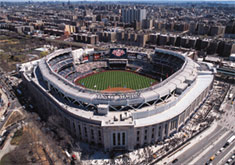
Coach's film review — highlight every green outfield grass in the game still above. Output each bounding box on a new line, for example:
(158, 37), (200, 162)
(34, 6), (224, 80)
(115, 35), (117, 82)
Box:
(76, 70), (157, 90)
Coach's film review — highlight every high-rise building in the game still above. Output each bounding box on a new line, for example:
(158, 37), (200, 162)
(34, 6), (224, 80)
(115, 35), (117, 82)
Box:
(142, 19), (153, 30)
(121, 8), (146, 24)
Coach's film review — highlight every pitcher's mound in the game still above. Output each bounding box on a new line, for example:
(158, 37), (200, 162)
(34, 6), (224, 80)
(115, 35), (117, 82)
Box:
(102, 87), (134, 92)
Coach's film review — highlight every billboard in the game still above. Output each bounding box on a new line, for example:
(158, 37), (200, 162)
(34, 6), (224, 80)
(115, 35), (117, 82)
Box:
(110, 48), (127, 59)
(127, 52), (137, 59)
(137, 53), (148, 61)
(93, 54), (101, 60)
(83, 55), (89, 62)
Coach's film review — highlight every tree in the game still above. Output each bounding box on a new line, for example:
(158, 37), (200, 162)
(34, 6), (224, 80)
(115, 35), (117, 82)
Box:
(40, 51), (49, 58)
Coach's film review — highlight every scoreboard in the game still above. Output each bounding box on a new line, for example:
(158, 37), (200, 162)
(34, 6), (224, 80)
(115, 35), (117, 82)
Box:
(110, 48), (127, 59)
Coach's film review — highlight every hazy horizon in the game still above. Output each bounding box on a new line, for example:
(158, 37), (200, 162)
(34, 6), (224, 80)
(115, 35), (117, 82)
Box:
(0, 0), (235, 2)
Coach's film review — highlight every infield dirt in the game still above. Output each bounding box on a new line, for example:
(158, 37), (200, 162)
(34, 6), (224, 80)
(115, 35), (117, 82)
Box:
(102, 87), (134, 92)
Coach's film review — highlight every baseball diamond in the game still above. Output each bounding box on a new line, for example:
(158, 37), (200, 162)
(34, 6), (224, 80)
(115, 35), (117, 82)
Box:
(75, 70), (157, 90)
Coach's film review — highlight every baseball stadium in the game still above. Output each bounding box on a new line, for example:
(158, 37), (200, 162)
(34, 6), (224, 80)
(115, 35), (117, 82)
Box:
(18, 47), (214, 151)
(76, 70), (157, 91)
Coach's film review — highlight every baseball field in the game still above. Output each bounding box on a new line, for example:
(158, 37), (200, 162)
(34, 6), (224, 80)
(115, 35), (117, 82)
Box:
(75, 70), (157, 91)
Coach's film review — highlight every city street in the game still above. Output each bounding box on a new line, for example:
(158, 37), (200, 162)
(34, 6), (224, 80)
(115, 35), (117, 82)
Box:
(193, 132), (234, 165)
(214, 142), (235, 165)
(164, 85), (235, 165)
(167, 125), (230, 165)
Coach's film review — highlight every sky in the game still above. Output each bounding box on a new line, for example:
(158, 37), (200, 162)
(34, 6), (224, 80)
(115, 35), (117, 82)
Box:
(1, 0), (235, 1)
(0, 0), (235, 2)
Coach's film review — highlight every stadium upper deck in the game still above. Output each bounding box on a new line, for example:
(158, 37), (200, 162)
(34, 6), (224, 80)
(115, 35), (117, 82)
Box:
(19, 47), (214, 151)
(36, 48), (196, 107)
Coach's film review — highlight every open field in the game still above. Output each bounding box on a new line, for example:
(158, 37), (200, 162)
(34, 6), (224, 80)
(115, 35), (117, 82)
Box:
(76, 70), (157, 90)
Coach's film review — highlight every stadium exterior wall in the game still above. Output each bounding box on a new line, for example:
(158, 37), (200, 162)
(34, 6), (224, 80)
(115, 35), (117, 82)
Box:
(20, 70), (213, 151)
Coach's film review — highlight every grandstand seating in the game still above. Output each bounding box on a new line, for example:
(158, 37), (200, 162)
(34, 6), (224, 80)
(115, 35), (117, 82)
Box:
(48, 53), (72, 66)
(46, 50), (185, 86)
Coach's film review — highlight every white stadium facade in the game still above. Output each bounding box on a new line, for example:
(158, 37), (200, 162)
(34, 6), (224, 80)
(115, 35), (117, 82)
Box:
(19, 47), (214, 151)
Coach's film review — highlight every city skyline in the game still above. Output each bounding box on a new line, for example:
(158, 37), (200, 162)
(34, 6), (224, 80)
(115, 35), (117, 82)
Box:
(0, 1), (234, 165)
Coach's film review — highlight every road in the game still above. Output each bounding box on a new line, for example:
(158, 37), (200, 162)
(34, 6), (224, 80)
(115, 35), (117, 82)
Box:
(168, 85), (235, 165)
(170, 125), (228, 165)
(215, 141), (235, 165)
(194, 132), (234, 165)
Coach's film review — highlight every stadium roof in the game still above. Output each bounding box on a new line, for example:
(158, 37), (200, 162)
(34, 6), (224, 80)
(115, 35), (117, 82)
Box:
(19, 47), (213, 127)
(134, 73), (213, 127)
